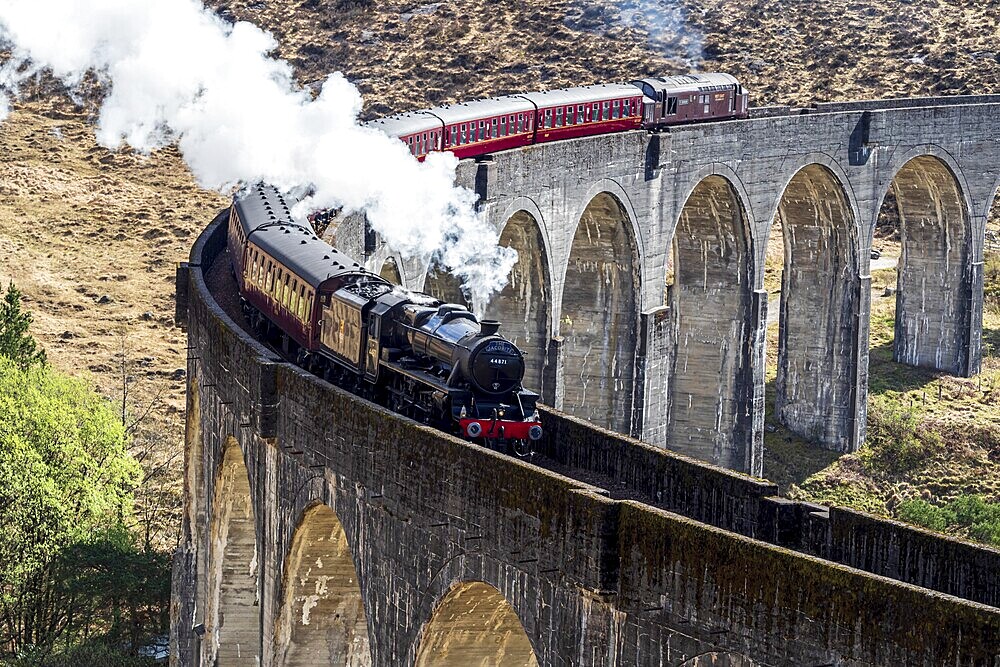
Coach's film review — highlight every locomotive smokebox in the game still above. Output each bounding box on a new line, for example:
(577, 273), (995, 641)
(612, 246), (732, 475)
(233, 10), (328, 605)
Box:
(480, 319), (501, 336)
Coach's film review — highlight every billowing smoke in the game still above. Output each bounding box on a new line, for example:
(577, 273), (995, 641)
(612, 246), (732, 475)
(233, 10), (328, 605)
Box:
(566, 0), (704, 68)
(617, 0), (704, 66)
(0, 0), (517, 305)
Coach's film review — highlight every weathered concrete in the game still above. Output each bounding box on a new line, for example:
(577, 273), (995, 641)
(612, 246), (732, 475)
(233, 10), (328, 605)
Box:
(172, 217), (1000, 667)
(339, 98), (1000, 473)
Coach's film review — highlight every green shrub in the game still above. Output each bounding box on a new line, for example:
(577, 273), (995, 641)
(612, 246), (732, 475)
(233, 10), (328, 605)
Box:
(896, 494), (1000, 546)
(897, 499), (953, 532)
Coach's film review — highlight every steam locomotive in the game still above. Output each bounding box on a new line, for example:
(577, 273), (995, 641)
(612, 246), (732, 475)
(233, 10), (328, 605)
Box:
(227, 185), (542, 456)
(368, 73), (749, 161)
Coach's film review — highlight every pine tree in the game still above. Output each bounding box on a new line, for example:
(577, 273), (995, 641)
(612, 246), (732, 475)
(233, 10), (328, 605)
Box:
(0, 282), (47, 369)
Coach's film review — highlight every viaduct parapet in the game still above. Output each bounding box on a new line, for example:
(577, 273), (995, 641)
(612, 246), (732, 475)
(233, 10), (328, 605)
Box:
(338, 95), (1000, 475)
(171, 214), (1000, 667)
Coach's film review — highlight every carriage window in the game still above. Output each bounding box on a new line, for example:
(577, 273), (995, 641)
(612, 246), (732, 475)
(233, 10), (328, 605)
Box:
(298, 285), (307, 319)
(576, 105), (583, 123)
(500, 117), (507, 136)
(517, 114), (523, 133)
(544, 109), (552, 128)
(555, 107), (563, 127)
(602, 101), (610, 120)
(667, 97), (678, 114)
(563, 106), (572, 125)
(592, 103), (600, 120)
(460, 124), (467, 144)
(289, 279), (298, 314)
(704, 104), (711, 114)
(612, 100), (620, 119)
(265, 263), (273, 292)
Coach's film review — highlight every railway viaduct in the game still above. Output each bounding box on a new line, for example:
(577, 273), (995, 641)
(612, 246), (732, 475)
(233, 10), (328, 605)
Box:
(171, 97), (1000, 667)
(343, 95), (1000, 475)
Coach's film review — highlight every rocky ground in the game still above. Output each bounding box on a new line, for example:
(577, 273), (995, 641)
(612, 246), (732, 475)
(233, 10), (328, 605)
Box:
(1, 0), (998, 544)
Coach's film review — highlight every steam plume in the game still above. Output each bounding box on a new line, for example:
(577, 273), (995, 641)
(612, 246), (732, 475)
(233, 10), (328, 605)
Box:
(0, 0), (516, 304)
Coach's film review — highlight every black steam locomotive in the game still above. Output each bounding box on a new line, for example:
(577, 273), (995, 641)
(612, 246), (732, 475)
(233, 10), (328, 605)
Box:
(226, 185), (542, 456)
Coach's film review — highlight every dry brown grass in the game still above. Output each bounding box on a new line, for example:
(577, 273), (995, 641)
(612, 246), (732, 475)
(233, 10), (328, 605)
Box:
(0, 0), (998, 540)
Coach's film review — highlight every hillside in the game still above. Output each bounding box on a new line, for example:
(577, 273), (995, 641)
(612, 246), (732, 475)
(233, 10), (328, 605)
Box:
(0, 0), (998, 545)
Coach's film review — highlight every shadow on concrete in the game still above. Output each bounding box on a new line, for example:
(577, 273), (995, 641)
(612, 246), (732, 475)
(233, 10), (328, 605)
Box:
(760, 378), (842, 494)
(867, 339), (945, 397)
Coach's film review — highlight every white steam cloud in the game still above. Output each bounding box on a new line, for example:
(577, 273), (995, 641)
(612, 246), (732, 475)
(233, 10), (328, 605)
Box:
(0, 0), (516, 304)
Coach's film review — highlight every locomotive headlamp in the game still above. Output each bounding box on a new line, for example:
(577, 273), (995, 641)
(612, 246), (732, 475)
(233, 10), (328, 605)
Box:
(528, 425), (543, 441)
(466, 421), (483, 438)
(459, 405), (467, 418)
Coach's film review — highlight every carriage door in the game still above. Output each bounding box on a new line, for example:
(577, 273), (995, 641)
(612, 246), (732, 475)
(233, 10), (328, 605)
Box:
(364, 314), (381, 382)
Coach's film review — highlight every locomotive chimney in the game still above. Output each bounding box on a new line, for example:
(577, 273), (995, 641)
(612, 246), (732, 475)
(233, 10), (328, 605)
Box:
(479, 320), (500, 336)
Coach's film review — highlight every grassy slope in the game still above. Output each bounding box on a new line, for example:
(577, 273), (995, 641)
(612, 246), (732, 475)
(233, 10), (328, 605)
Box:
(0, 0), (998, 543)
(763, 256), (1000, 544)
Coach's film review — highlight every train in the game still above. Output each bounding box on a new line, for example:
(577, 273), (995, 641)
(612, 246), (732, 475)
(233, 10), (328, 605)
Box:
(367, 73), (749, 160)
(226, 74), (749, 454)
(227, 184), (542, 456)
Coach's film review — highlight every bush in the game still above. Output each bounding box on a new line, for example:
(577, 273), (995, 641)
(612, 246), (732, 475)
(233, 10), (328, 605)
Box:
(860, 405), (938, 474)
(897, 499), (952, 532)
(6, 642), (159, 667)
(896, 494), (1000, 546)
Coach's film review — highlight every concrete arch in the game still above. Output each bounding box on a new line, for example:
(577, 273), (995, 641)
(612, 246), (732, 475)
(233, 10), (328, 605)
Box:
(205, 438), (260, 665)
(379, 256), (404, 286)
(879, 154), (975, 375)
(872, 145), (974, 237)
(423, 266), (470, 308)
(669, 174), (756, 470)
(273, 503), (371, 667)
(485, 208), (553, 395)
(987, 176), (1000, 224)
(414, 581), (538, 667)
(569, 178), (646, 288)
(772, 163), (863, 451)
(679, 653), (758, 667)
(561, 189), (641, 434)
(763, 151), (862, 251)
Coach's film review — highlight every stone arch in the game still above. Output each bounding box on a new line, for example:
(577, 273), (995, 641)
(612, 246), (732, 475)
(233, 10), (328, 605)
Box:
(414, 581), (538, 667)
(484, 208), (552, 395)
(423, 265), (470, 308)
(561, 190), (641, 434)
(679, 653), (758, 666)
(772, 163), (862, 451)
(877, 154), (974, 375)
(669, 174), (756, 471)
(205, 438), (260, 665)
(379, 256), (403, 285)
(273, 503), (371, 666)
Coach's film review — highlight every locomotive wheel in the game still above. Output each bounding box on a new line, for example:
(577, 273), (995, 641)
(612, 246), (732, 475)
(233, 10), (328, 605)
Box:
(511, 440), (532, 458)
